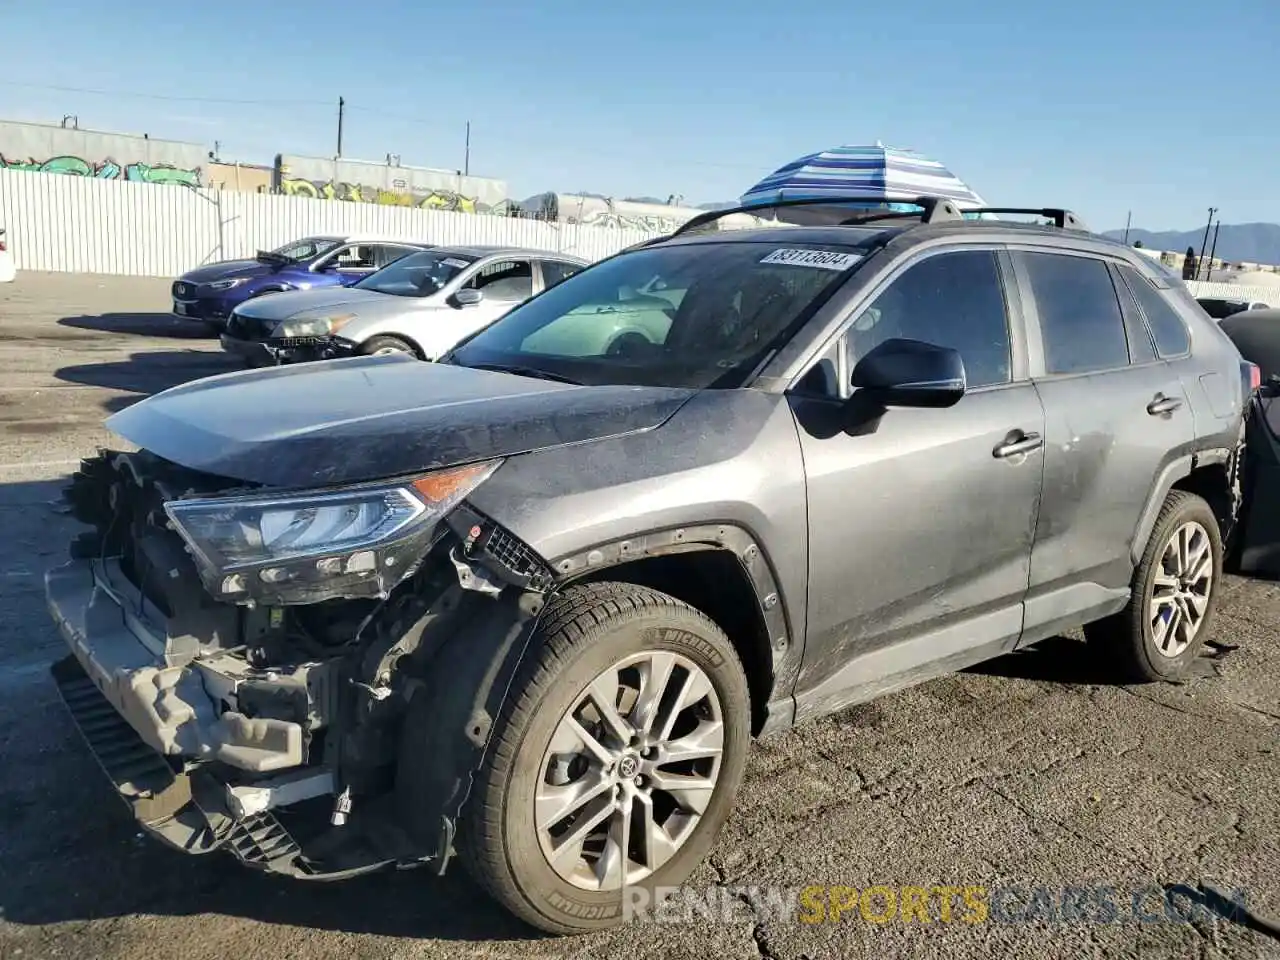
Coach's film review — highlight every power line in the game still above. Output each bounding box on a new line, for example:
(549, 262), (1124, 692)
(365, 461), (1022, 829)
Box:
(1, 78), (767, 175)
(0, 79), (330, 107)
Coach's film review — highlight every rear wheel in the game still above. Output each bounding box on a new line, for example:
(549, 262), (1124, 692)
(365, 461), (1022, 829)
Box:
(359, 335), (419, 358)
(1085, 490), (1222, 681)
(455, 582), (751, 934)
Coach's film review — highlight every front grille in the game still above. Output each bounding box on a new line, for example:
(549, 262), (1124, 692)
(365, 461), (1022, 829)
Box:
(480, 523), (553, 591)
(173, 281), (194, 298)
(52, 656), (175, 798)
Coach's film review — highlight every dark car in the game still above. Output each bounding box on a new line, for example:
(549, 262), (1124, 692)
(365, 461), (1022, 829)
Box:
(171, 236), (432, 331)
(1216, 307), (1280, 575)
(47, 197), (1251, 935)
(1197, 296), (1269, 320)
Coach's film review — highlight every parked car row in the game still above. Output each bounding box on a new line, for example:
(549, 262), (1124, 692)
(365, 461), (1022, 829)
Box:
(219, 246), (588, 364)
(171, 236), (589, 364)
(48, 197), (1266, 937)
(171, 236), (435, 330)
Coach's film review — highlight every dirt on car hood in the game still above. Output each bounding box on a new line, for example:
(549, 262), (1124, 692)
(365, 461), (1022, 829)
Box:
(106, 354), (696, 488)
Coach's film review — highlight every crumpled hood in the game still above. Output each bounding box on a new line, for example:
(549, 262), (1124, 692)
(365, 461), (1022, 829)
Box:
(106, 355), (696, 488)
(233, 287), (392, 321)
(180, 259), (277, 283)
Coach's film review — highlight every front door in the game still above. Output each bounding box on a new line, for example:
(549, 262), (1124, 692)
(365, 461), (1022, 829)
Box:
(790, 248), (1046, 721)
(1014, 249), (1196, 642)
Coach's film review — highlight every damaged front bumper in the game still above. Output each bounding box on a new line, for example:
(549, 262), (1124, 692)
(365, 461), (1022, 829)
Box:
(220, 333), (336, 367)
(45, 449), (560, 883)
(45, 557), (418, 878)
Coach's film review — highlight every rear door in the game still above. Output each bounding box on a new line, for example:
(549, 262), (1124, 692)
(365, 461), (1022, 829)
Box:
(1014, 249), (1195, 643)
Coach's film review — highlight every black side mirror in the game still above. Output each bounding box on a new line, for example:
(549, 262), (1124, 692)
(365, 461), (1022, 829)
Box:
(850, 338), (966, 408)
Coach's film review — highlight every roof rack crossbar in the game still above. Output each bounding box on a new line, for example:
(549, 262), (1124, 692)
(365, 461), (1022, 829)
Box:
(962, 208), (1089, 231)
(668, 195), (967, 238)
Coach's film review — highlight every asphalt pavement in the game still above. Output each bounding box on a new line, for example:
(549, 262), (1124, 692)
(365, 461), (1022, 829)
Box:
(0, 272), (1276, 960)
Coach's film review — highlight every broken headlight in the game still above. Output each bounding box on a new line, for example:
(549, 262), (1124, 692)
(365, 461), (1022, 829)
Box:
(164, 460), (501, 602)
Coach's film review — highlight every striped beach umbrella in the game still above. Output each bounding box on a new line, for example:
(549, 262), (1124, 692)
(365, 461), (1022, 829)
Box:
(741, 143), (986, 211)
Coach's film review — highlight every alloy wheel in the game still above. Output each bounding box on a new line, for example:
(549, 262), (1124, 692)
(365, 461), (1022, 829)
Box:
(1149, 520), (1214, 658)
(535, 651), (724, 891)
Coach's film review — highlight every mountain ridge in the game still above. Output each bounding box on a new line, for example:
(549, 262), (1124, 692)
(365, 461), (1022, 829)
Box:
(1101, 222), (1280, 265)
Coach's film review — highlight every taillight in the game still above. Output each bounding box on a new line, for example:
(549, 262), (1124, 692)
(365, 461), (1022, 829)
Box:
(1246, 362), (1262, 393)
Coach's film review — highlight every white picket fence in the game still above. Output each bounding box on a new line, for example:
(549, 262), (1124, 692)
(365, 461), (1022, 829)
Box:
(0, 168), (664, 277)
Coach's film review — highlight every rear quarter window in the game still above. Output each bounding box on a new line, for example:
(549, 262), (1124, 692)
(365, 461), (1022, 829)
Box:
(1119, 264), (1192, 357)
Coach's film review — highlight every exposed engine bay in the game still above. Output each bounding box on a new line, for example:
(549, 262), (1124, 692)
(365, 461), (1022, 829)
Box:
(49, 448), (555, 878)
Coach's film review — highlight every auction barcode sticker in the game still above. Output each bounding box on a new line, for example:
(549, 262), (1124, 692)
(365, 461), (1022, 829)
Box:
(760, 248), (863, 271)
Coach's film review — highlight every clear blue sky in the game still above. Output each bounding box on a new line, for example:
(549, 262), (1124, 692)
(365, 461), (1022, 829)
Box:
(2, 0), (1276, 231)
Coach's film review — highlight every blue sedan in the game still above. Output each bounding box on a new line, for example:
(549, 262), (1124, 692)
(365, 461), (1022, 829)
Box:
(170, 236), (433, 331)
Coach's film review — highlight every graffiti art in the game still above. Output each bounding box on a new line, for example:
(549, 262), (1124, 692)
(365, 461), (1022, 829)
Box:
(277, 177), (501, 214)
(0, 154), (202, 188)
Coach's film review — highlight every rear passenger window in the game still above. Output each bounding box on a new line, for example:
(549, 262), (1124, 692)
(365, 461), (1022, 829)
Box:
(1022, 252), (1130, 375)
(1119, 264), (1192, 357)
(843, 250), (1012, 389)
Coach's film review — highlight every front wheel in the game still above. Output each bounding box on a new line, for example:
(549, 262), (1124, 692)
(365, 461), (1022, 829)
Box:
(1085, 490), (1223, 681)
(358, 335), (419, 358)
(455, 582), (751, 934)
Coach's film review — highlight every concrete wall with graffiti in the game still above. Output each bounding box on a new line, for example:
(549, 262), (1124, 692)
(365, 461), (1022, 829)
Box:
(0, 120), (204, 187)
(275, 154), (508, 214)
(522, 193), (707, 231)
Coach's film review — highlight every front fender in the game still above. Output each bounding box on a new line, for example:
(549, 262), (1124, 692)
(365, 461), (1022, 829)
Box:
(392, 587), (545, 870)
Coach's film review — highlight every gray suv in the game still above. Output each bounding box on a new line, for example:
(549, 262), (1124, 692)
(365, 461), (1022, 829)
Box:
(45, 197), (1251, 935)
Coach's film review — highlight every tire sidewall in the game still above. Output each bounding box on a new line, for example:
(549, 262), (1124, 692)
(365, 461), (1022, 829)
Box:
(360, 335), (416, 357)
(1137, 497), (1222, 678)
(498, 610), (750, 931)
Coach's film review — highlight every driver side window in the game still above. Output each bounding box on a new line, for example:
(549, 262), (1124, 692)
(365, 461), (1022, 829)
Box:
(838, 250), (1012, 395)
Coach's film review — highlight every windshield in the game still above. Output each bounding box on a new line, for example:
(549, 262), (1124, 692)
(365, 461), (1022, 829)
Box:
(449, 242), (864, 388)
(354, 250), (477, 297)
(269, 238), (343, 262)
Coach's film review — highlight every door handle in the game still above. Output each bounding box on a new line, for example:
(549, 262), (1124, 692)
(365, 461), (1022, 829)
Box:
(993, 430), (1043, 459)
(1147, 394), (1184, 416)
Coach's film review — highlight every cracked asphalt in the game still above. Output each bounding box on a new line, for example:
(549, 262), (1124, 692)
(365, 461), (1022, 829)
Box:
(0, 272), (1277, 960)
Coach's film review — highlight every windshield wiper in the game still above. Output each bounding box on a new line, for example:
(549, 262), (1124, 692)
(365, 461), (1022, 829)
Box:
(463, 362), (582, 385)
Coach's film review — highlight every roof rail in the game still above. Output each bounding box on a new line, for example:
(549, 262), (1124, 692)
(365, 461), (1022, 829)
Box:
(962, 208), (1089, 231)
(668, 195), (967, 238)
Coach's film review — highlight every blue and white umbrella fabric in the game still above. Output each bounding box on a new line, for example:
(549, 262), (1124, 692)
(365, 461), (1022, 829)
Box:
(741, 143), (986, 213)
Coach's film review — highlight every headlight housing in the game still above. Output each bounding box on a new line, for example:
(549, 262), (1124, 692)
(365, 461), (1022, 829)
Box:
(206, 277), (251, 291)
(273, 313), (356, 339)
(164, 460), (501, 603)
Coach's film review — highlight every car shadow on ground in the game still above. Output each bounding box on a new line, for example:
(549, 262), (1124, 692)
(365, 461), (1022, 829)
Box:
(964, 635), (1125, 685)
(58, 313), (215, 340)
(55, 350), (243, 413)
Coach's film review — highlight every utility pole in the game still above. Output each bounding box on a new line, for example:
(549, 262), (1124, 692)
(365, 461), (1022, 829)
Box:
(1207, 219), (1221, 276)
(1122, 210), (1132, 245)
(336, 96), (345, 158)
(464, 121), (471, 176)
(1198, 207), (1217, 281)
